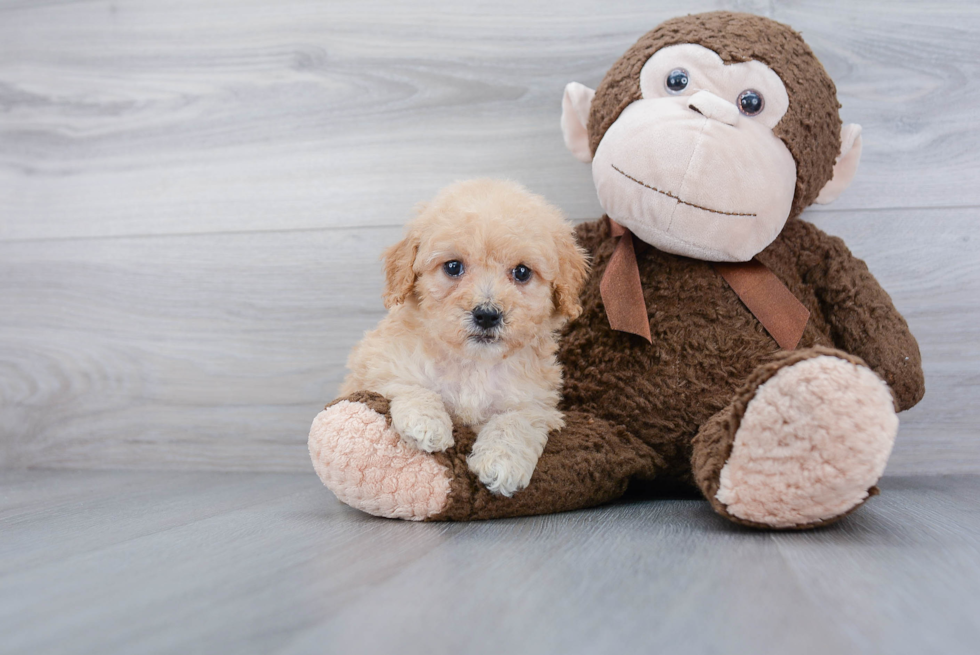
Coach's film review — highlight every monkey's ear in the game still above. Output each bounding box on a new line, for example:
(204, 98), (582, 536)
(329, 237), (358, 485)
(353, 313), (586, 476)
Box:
(561, 82), (595, 164)
(381, 230), (420, 309)
(815, 124), (863, 205)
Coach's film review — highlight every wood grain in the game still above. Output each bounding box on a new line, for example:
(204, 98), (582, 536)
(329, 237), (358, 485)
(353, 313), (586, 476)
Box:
(1, 0), (978, 473)
(0, 207), (977, 473)
(1, 0), (979, 241)
(0, 470), (977, 655)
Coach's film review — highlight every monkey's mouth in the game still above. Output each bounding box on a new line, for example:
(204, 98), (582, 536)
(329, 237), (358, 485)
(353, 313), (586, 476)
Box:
(611, 164), (757, 218)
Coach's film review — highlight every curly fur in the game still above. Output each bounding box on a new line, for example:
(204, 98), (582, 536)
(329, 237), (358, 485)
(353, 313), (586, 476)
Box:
(340, 179), (589, 497)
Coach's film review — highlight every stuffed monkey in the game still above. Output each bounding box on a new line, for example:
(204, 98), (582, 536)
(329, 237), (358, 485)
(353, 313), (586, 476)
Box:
(309, 11), (925, 529)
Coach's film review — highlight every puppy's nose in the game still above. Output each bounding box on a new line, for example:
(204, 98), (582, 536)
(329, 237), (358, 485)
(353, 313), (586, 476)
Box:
(472, 306), (502, 330)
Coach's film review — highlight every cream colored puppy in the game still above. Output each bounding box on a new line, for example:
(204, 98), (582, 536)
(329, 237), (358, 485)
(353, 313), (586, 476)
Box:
(340, 179), (589, 497)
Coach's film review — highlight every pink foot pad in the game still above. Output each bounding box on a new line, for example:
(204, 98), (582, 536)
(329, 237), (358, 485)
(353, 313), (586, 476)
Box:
(309, 401), (451, 520)
(717, 356), (898, 528)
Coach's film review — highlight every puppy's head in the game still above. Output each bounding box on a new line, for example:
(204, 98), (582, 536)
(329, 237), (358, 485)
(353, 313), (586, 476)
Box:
(383, 179), (589, 357)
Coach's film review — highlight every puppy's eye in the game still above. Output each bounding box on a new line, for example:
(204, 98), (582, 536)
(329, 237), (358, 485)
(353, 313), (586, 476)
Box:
(512, 264), (532, 283)
(443, 260), (464, 277)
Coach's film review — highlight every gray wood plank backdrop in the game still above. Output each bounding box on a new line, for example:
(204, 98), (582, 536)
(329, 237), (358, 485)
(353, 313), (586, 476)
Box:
(1, 0), (978, 472)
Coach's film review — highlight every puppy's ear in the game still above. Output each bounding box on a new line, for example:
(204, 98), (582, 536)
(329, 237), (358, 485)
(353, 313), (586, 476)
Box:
(381, 229), (420, 309)
(552, 227), (590, 321)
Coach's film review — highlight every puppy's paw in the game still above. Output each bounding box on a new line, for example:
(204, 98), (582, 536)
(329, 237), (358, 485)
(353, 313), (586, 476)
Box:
(467, 426), (540, 497)
(390, 395), (454, 453)
(399, 415), (454, 453)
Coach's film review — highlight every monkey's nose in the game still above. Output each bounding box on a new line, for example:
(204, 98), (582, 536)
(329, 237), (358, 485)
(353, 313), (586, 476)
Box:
(688, 90), (739, 126)
(472, 306), (502, 330)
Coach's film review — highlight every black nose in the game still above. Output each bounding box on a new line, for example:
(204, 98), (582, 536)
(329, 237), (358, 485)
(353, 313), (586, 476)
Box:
(472, 306), (502, 330)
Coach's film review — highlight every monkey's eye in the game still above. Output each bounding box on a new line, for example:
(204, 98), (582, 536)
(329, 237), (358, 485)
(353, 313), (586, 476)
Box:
(512, 264), (533, 283)
(665, 68), (690, 94)
(443, 260), (464, 277)
(737, 89), (765, 116)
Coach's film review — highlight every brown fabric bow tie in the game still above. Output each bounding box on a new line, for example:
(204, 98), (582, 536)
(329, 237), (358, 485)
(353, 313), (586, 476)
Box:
(598, 218), (810, 350)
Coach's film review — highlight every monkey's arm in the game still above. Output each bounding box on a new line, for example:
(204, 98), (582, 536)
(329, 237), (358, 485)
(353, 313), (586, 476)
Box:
(796, 222), (925, 411)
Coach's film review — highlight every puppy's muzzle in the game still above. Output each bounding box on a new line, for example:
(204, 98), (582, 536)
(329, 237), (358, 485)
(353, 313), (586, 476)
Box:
(471, 305), (503, 331)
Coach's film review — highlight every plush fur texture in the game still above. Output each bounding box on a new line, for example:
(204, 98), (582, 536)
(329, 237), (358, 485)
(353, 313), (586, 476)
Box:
(340, 179), (589, 497)
(588, 43), (801, 261)
(587, 11), (841, 221)
(313, 215), (923, 526)
(309, 399), (450, 520)
(561, 217), (923, 445)
(431, 406), (658, 521)
(309, 12), (925, 529)
(715, 355), (898, 527)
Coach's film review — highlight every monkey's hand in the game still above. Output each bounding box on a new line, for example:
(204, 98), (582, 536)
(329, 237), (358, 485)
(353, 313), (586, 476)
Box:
(794, 222), (925, 411)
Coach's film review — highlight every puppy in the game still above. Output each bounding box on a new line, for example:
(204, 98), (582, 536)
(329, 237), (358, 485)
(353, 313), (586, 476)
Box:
(340, 179), (589, 496)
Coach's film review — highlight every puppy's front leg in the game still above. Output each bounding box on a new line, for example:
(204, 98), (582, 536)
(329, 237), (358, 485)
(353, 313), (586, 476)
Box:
(389, 387), (455, 453)
(467, 406), (562, 497)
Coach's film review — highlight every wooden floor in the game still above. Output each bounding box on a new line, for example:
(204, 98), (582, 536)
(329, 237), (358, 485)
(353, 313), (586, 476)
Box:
(2, 1), (980, 653)
(0, 470), (977, 655)
(2, 0), (979, 474)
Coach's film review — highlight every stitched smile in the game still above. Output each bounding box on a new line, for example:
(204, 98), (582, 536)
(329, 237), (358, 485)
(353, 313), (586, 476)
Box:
(611, 164), (757, 217)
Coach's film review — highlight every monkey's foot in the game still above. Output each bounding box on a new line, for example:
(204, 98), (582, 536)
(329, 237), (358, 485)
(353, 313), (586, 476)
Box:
(715, 354), (898, 528)
(692, 348), (900, 529)
(309, 396), (451, 521)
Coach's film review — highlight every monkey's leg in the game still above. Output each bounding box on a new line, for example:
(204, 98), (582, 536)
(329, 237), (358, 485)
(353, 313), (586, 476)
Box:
(691, 347), (898, 529)
(309, 392), (659, 521)
(309, 392), (450, 521)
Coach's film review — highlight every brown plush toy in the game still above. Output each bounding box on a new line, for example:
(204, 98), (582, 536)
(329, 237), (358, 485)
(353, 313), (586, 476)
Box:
(309, 11), (925, 529)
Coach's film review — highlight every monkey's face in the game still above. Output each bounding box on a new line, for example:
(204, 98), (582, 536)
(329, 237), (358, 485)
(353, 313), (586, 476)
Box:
(562, 13), (861, 263)
(591, 44), (797, 262)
